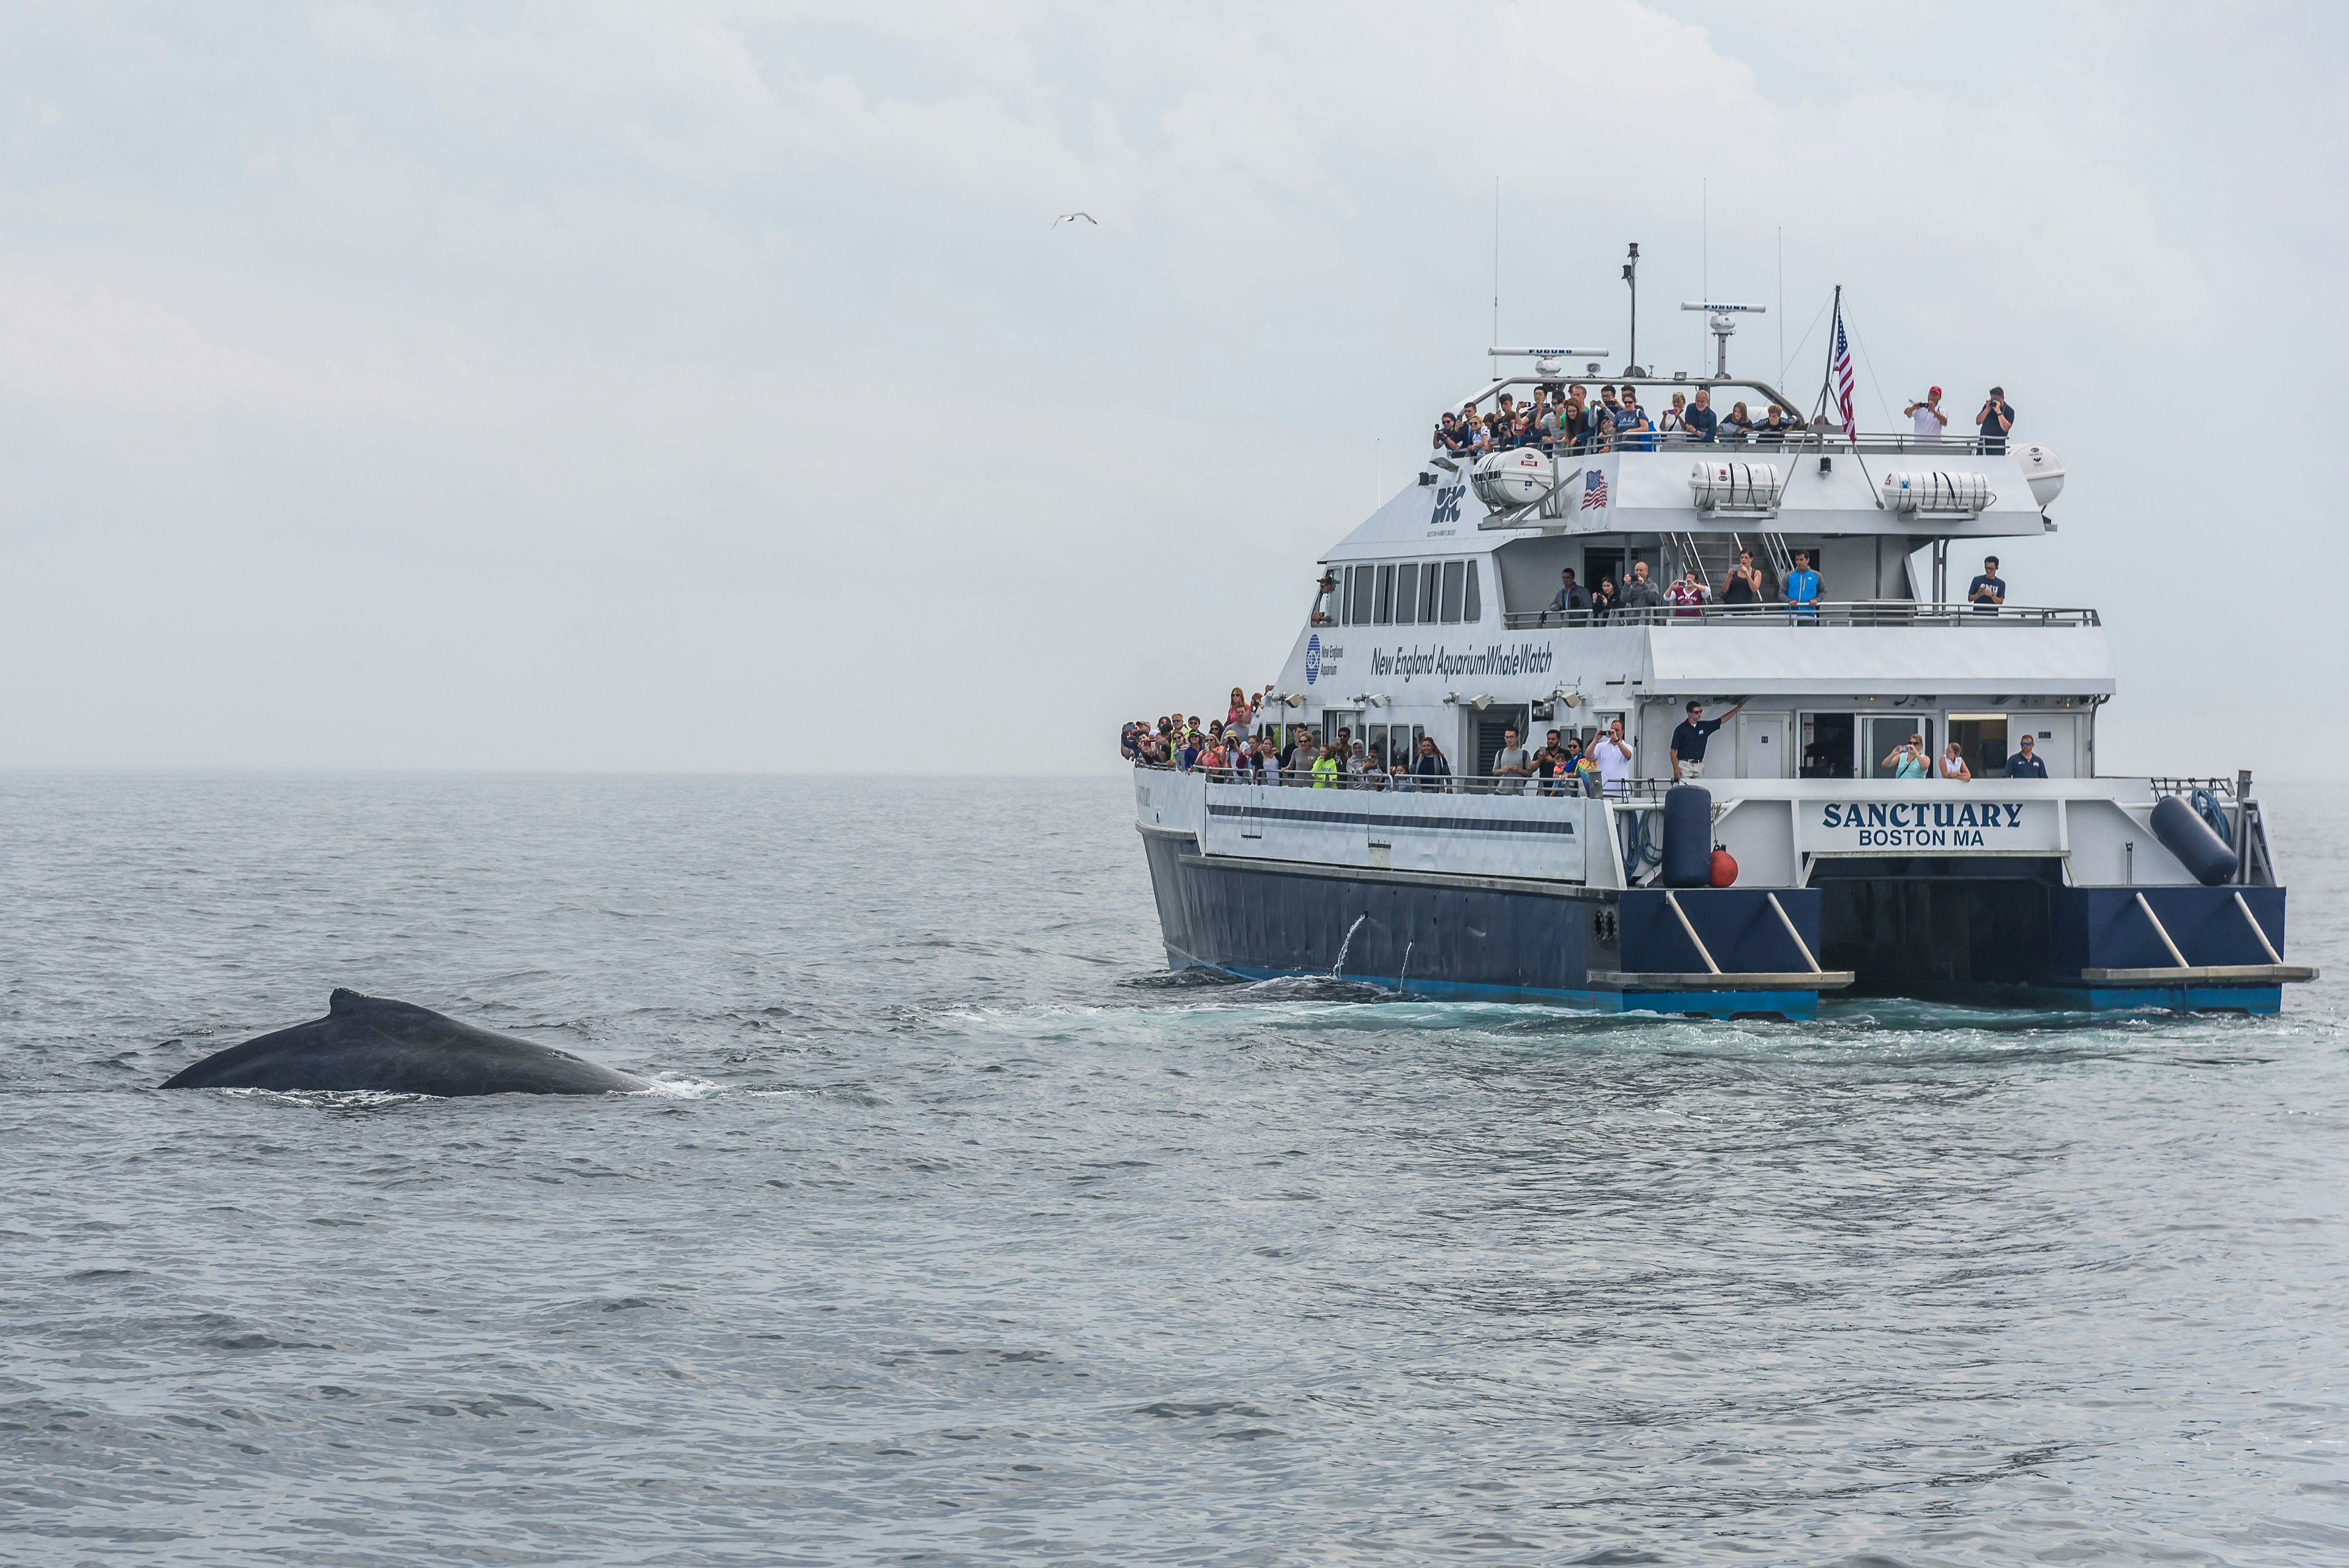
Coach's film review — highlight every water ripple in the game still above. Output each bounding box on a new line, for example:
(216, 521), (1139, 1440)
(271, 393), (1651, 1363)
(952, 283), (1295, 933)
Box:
(1, 773), (2344, 1565)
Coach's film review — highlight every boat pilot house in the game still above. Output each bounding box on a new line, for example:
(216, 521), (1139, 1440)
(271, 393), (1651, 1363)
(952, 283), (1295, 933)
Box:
(1134, 343), (2312, 1018)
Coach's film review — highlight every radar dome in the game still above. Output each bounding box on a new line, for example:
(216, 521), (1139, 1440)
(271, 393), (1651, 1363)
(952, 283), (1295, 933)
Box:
(2016, 444), (2066, 507)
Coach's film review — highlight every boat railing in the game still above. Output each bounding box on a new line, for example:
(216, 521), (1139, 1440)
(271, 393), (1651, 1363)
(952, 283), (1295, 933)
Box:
(1139, 761), (1663, 799)
(2145, 776), (2238, 799)
(1500, 602), (2099, 631)
(1440, 431), (2017, 463)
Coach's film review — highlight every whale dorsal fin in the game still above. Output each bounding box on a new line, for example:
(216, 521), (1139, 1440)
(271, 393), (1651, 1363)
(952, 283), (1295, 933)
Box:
(329, 987), (374, 1016)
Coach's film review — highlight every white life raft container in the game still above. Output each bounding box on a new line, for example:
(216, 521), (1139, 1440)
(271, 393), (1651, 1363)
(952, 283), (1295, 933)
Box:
(1687, 461), (1784, 512)
(1471, 447), (1555, 510)
(1879, 470), (1993, 513)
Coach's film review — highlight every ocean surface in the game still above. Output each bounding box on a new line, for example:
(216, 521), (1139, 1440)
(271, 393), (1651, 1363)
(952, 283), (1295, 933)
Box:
(3, 773), (2345, 1567)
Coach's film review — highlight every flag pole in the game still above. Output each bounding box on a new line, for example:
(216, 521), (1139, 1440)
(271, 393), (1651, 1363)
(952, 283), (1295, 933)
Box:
(1810, 284), (1841, 426)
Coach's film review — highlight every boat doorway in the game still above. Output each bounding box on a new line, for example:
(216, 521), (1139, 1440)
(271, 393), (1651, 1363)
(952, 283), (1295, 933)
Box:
(1364, 722), (1426, 775)
(1948, 714), (2008, 779)
(1800, 713), (1856, 778)
(1474, 706), (1533, 779)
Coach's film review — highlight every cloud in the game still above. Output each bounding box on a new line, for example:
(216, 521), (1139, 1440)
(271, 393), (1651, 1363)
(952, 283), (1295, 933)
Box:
(0, 270), (433, 415)
(0, 1), (2336, 773)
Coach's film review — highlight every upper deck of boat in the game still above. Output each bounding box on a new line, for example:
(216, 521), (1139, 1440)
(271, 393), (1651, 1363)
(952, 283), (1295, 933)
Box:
(1332, 371), (2062, 557)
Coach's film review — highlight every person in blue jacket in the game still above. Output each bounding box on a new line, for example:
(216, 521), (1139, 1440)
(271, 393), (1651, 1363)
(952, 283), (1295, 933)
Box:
(1783, 550), (1822, 623)
(2005, 733), (2049, 778)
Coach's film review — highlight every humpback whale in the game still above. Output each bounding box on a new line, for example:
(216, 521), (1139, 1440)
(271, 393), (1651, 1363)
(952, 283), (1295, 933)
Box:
(161, 989), (653, 1097)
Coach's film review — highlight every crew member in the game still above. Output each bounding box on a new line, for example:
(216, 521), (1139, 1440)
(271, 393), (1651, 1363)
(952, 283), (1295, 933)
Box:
(1671, 697), (1750, 781)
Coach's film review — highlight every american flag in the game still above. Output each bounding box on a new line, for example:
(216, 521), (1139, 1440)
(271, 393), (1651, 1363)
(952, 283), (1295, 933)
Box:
(1831, 297), (1857, 440)
(1580, 467), (1608, 511)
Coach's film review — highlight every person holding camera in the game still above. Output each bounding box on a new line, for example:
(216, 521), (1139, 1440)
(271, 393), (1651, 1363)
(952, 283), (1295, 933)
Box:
(1906, 386), (1948, 438)
(1976, 387), (2015, 455)
(1882, 734), (1929, 779)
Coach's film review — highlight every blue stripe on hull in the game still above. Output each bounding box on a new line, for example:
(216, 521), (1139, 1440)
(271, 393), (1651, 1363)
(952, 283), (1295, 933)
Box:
(1197, 962), (1819, 1019)
(2041, 984), (2283, 1014)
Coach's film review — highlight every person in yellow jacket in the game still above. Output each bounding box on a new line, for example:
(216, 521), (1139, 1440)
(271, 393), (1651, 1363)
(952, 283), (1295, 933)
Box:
(1310, 746), (1341, 788)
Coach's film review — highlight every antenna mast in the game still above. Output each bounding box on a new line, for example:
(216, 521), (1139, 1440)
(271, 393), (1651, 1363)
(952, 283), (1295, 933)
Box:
(1810, 283), (1842, 426)
(1621, 242), (1640, 374)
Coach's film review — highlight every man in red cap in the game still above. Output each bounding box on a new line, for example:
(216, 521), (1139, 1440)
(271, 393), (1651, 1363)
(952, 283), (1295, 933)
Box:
(1905, 386), (1948, 439)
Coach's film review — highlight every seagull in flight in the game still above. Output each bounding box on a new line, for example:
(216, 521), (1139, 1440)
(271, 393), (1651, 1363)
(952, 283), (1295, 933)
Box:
(1052, 212), (1097, 228)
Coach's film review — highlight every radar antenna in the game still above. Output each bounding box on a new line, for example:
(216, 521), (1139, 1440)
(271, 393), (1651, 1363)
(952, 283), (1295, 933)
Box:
(1679, 302), (1767, 377)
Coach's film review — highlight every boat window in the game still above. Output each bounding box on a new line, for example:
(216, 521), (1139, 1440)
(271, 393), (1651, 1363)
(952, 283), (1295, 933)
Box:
(1439, 559), (1466, 623)
(1463, 560), (1482, 623)
(1375, 564), (1395, 625)
(1342, 566), (1364, 625)
(1395, 562), (1419, 625)
(1418, 560), (1441, 622)
(1866, 716), (1935, 778)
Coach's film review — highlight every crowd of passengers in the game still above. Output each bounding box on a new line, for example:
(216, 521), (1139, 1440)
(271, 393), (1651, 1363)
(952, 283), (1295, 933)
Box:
(1121, 688), (1636, 795)
(1438, 383), (1797, 456)
(1436, 383), (2019, 457)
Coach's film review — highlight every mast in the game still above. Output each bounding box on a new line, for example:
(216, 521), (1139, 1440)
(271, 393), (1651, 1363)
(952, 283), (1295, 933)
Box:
(1622, 242), (1641, 373)
(1809, 283), (1842, 426)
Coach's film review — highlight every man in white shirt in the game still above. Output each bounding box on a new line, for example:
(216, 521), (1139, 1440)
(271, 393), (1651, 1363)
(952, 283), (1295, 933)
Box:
(1905, 385), (1948, 438)
(1592, 719), (1635, 797)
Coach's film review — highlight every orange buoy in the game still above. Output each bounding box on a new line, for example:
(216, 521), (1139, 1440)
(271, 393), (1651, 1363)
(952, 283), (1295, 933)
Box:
(1709, 847), (1739, 888)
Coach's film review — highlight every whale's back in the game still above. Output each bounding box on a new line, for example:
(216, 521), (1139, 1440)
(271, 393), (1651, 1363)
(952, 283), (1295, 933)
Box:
(161, 989), (651, 1096)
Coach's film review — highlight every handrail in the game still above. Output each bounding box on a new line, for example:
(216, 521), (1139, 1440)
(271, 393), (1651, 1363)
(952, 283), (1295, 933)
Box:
(1438, 430), (2017, 462)
(1501, 602), (2099, 630)
(2147, 776), (2236, 798)
(1135, 761), (1670, 800)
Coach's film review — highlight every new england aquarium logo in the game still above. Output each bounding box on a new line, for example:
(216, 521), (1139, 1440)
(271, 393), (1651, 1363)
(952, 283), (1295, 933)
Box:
(1305, 633), (1321, 685)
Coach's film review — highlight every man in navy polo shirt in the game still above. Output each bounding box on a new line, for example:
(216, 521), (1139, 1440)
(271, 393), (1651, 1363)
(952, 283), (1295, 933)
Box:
(1671, 697), (1751, 781)
(2004, 733), (2048, 778)
(1977, 387), (2016, 454)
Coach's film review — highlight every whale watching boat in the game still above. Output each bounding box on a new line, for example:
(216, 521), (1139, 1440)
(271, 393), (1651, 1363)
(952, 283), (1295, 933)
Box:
(1132, 295), (2315, 1017)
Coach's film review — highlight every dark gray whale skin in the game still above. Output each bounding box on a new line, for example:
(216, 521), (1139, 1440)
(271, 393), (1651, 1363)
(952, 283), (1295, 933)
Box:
(160, 989), (653, 1097)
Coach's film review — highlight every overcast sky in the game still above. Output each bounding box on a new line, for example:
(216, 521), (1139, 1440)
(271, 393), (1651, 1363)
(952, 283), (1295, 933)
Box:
(1, 1), (2342, 775)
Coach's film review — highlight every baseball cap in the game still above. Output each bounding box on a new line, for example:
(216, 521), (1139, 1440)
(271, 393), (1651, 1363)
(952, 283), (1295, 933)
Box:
(1929, 385), (1942, 396)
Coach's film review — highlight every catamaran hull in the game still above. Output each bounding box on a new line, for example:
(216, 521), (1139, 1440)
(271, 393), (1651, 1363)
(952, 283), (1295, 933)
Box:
(1138, 825), (2293, 1016)
(1139, 825), (1834, 1018)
